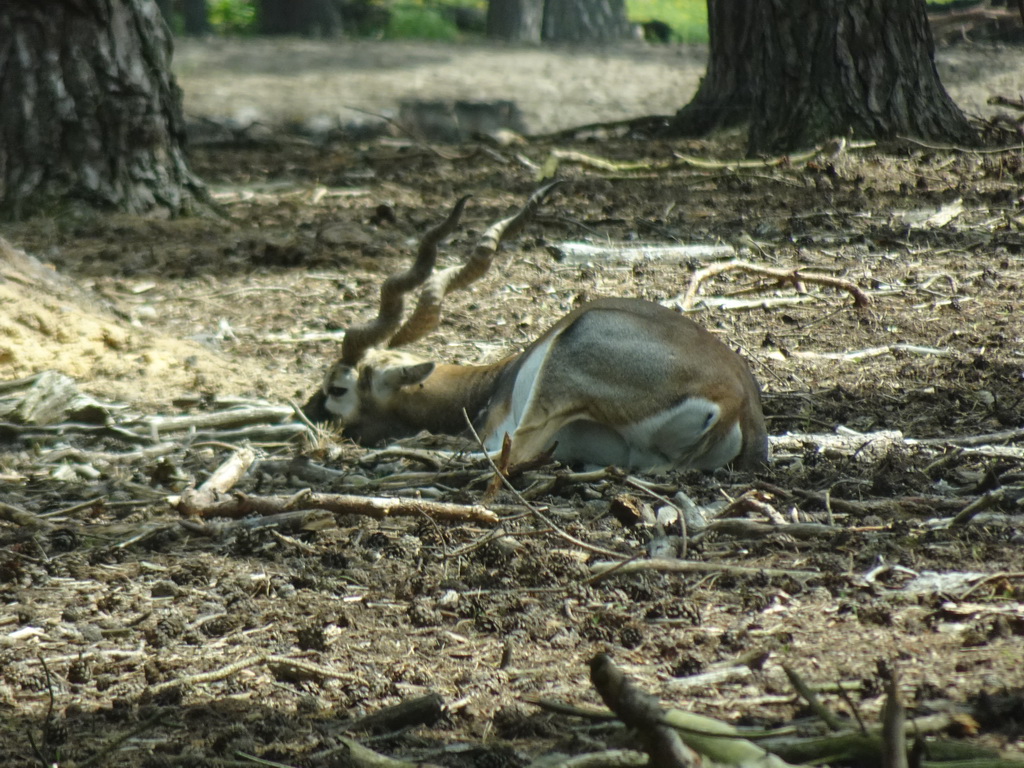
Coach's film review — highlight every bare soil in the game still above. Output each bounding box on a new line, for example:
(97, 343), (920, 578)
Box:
(2, 39), (1024, 768)
(171, 37), (1024, 134)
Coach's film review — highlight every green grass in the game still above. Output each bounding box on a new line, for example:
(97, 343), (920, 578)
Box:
(209, 0), (256, 34)
(189, 0), (710, 42)
(385, 5), (460, 40)
(627, 0), (708, 43)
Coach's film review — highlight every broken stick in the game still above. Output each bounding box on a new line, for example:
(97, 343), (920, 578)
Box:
(681, 259), (872, 310)
(176, 490), (499, 526)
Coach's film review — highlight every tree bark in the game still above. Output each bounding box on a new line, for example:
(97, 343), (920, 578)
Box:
(668, 0), (978, 154)
(487, 0), (544, 42)
(0, 0), (205, 219)
(154, 0), (174, 28)
(541, 0), (632, 42)
(669, 0), (758, 135)
(750, 0), (976, 152)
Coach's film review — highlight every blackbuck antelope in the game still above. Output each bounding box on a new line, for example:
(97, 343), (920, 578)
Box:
(304, 184), (768, 471)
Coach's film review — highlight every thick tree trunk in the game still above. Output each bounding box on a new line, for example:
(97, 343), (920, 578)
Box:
(668, 0), (977, 154)
(487, 0), (544, 42)
(258, 0), (340, 36)
(541, 0), (632, 42)
(0, 0), (204, 219)
(154, 0), (174, 27)
(749, 0), (976, 152)
(669, 0), (758, 135)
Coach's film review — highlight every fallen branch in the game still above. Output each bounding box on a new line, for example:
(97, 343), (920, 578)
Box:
(784, 666), (846, 732)
(960, 571), (1024, 600)
(41, 442), (179, 466)
(147, 653), (362, 696)
(793, 344), (952, 362)
(551, 241), (734, 265)
(590, 654), (700, 767)
(142, 405), (295, 434)
(177, 447), (256, 515)
(590, 558), (818, 581)
(525, 750), (648, 768)
(762, 719), (994, 766)
(593, 655), (806, 767)
(528, 114), (673, 142)
(179, 509), (337, 537)
(0, 500), (56, 530)
(880, 663), (908, 768)
(770, 430), (908, 463)
(749, 481), (971, 520)
(663, 665), (754, 692)
(989, 94), (1024, 112)
(911, 426), (1024, 447)
(525, 696), (619, 722)
(680, 259), (871, 310)
(255, 457), (352, 485)
(347, 692), (445, 734)
(187, 423), (308, 444)
(950, 488), (1006, 527)
(308, 734), (445, 768)
(701, 519), (840, 541)
(174, 489), (500, 526)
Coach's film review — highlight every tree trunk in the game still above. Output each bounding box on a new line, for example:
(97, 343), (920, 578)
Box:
(154, 0), (174, 28)
(0, 0), (204, 219)
(669, 0), (758, 135)
(668, 0), (978, 154)
(258, 0), (340, 36)
(182, 0), (211, 35)
(750, 0), (976, 152)
(487, 0), (544, 42)
(541, 0), (632, 43)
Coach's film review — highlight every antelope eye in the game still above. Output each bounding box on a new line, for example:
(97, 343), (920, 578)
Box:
(327, 386), (349, 398)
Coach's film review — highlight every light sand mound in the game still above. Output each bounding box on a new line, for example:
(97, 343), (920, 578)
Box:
(0, 237), (254, 405)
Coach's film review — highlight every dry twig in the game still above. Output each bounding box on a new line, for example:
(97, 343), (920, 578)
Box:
(590, 558), (817, 582)
(680, 259), (872, 310)
(148, 653), (362, 696)
(177, 447), (257, 515)
(463, 411), (626, 560)
(174, 490), (500, 526)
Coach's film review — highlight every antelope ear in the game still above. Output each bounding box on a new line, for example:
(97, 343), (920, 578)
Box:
(400, 362), (435, 386)
(378, 361), (435, 391)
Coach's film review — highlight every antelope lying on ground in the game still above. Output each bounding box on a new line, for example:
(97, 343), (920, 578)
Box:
(304, 184), (768, 471)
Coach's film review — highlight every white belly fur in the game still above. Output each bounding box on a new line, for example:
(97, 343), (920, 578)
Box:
(553, 398), (743, 470)
(484, 332), (744, 470)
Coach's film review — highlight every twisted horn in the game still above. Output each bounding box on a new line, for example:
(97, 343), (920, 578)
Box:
(388, 180), (562, 348)
(340, 195), (471, 364)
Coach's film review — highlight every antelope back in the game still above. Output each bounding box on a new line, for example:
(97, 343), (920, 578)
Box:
(480, 298), (767, 471)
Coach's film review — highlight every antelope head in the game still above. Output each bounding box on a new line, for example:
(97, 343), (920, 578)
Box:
(305, 183), (561, 446)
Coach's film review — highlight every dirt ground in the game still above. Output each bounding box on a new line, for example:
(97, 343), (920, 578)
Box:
(2, 39), (1024, 768)
(171, 37), (1024, 134)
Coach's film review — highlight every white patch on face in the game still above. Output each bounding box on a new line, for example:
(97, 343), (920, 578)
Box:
(321, 349), (435, 428)
(321, 362), (359, 422)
